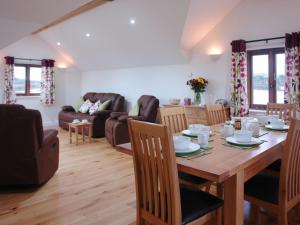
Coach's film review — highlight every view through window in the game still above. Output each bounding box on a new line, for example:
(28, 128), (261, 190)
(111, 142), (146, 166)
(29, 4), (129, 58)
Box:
(14, 64), (42, 96)
(248, 48), (285, 109)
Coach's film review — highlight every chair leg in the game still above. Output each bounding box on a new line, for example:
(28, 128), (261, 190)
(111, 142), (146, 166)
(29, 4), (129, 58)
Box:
(215, 208), (222, 225)
(278, 211), (288, 225)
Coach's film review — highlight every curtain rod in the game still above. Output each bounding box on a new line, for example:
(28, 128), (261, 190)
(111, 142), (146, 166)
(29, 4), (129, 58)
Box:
(246, 36), (285, 44)
(14, 57), (42, 62)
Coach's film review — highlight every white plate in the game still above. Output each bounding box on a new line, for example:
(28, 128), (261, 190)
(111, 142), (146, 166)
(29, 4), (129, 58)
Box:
(226, 137), (262, 146)
(182, 130), (212, 137)
(265, 124), (289, 131)
(175, 143), (200, 154)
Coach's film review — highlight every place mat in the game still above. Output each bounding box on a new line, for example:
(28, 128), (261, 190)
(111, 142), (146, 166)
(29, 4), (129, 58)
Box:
(176, 146), (213, 158)
(253, 131), (269, 138)
(223, 140), (266, 150)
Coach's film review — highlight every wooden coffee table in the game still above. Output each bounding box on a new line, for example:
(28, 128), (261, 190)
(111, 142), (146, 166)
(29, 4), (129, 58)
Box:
(68, 122), (92, 145)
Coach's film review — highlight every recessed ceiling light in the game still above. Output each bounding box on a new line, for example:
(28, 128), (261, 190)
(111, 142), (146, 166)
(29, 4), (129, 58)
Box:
(57, 42), (61, 46)
(130, 19), (136, 25)
(85, 33), (91, 37)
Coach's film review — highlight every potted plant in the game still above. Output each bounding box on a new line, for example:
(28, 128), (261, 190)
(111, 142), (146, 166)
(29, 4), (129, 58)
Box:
(186, 76), (208, 105)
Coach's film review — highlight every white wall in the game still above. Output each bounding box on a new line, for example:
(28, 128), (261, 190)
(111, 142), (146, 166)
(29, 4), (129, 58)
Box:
(82, 0), (300, 110)
(0, 36), (82, 126)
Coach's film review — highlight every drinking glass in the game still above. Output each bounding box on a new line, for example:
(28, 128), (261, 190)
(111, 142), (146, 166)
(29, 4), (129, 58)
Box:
(197, 131), (210, 148)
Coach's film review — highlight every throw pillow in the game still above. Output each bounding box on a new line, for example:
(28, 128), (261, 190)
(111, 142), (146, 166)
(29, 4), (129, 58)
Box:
(78, 100), (93, 113)
(89, 100), (101, 115)
(129, 103), (139, 116)
(72, 97), (84, 112)
(98, 100), (111, 111)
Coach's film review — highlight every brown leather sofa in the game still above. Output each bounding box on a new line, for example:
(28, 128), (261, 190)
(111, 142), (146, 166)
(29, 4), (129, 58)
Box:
(0, 104), (59, 186)
(105, 95), (159, 146)
(59, 92), (125, 138)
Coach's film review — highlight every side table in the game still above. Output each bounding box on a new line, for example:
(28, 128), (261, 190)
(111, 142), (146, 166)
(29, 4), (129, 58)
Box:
(68, 122), (92, 145)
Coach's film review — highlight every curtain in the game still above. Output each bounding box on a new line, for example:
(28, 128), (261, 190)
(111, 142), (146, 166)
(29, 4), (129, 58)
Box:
(3, 56), (16, 104)
(230, 40), (249, 116)
(284, 32), (300, 103)
(40, 59), (55, 105)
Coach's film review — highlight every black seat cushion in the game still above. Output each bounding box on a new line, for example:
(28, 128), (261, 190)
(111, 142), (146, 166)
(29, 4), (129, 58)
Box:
(179, 172), (208, 185)
(266, 159), (281, 172)
(244, 173), (279, 204)
(180, 185), (223, 225)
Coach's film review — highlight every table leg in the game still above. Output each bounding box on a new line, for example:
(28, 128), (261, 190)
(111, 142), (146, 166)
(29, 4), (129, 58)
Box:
(69, 127), (72, 144)
(89, 125), (92, 143)
(224, 171), (244, 225)
(82, 127), (85, 142)
(75, 127), (78, 145)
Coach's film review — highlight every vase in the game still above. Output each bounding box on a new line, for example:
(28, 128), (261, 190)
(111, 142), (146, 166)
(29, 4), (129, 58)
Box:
(194, 92), (201, 105)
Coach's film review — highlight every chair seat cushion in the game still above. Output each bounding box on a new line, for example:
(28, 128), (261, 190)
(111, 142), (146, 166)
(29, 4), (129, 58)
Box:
(266, 159), (281, 172)
(245, 173), (279, 204)
(180, 185), (223, 225)
(179, 172), (208, 185)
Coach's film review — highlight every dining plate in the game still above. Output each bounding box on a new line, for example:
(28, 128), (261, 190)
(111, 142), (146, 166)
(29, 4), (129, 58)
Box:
(226, 137), (263, 146)
(265, 124), (289, 131)
(175, 143), (200, 154)
(182, 130), (212, 137)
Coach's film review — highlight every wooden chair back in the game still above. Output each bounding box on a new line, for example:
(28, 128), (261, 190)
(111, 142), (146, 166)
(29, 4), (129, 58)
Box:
(267, 103), (296, 121)
(280, 118), (300, 210)
(159, 107), (188, 134)
(205, 104), (227, 125)
(128, 119), (181, 225)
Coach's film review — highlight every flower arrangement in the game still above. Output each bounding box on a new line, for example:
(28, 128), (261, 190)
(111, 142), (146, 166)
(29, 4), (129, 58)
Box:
(186, 76), (208, 105)
(186, 77), (208, 93)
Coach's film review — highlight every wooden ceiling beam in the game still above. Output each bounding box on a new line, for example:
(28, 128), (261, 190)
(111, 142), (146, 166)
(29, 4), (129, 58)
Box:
(32, 0), (114, 35)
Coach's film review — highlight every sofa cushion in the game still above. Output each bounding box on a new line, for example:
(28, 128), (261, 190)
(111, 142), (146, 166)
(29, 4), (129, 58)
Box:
(98, 100), (111, 111)
(72, 97), (84, 112)
(79, 100), (93, 113)
(89, 100), (101, 115)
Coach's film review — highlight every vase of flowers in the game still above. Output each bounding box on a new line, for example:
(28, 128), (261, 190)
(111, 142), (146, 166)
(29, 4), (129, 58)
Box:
(186, 76), (208, 105)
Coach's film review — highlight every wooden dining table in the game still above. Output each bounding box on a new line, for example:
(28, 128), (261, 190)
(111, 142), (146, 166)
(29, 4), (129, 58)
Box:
(116, 125), (287, 225)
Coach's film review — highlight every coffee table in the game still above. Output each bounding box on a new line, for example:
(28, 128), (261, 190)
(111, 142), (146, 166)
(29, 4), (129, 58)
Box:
(68, 122), (92, 145)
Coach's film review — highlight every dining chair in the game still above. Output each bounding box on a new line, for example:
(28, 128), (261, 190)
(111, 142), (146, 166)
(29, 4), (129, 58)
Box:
(128, 119), (223, 225)
(159, 107), (211, 191)
(205, 104), (227, 125)
(265, 103), (297, 173)
(266, 103), (296, 121)
(244, 118), (300, 225)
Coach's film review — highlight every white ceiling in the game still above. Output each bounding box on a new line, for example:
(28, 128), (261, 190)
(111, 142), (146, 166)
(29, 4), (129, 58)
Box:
(38, 0), (191, 71)
(0, 0), (90, 49)
(181, 0), (241, 51)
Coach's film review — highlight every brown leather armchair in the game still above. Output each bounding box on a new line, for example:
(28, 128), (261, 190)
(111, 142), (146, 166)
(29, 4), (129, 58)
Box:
(105, 95), (159, 146)
(59, 92), (125, 138)
(0, 104), (59, 185)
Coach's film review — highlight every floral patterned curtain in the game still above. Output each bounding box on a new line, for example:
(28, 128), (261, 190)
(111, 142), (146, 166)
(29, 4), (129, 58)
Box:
(230, 40), (249, 116)
(40, 59), (55, 105)
(3, 56), (16, 104)
(284, 32), (300, 103)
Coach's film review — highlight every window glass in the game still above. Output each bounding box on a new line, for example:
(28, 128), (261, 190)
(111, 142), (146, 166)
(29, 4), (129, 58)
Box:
(14, 66), (26, 94)
(30, 67), (42, 94)
(276, 53), (285, 103)
(252, 55), (269, 105)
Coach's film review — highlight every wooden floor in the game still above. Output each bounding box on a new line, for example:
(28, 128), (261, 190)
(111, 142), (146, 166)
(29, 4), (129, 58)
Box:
(0, 129), (299, 225)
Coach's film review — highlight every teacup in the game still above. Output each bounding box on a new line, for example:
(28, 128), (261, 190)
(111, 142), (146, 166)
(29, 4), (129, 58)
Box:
(188, 124), (203, 135)
(73, 119), (80, 124)
(271, 119), (285, 129)
(220, 124), (234, 137)
(173, 136), (190, 151)
(268, 115), (280, 124)
(82, 119), (88, 123)
(234, 130), (253, 143)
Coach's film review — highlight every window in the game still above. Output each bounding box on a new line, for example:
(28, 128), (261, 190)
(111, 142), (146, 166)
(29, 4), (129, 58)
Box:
(247, 48), (285, 109)
(14, 64), (42, 96)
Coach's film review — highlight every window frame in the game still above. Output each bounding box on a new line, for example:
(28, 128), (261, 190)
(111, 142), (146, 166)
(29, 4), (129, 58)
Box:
(247, 47), (285, 110)
(14, 63), (42, 96)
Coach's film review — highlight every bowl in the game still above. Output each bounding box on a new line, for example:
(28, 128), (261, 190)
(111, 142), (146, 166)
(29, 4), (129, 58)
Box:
(72, 119), (80, 124)
(271, 119), (285, 129)
(188, 124), (203, 135)
(169, 98), (181, 105)
(234, 130), (253, 143)
(82, 119), (88, 123)
(173, 136), (190, 151)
